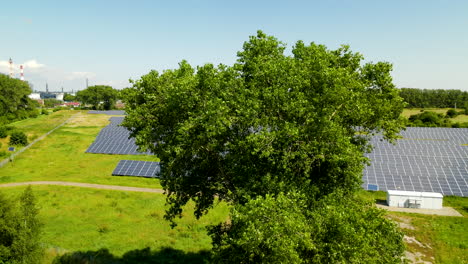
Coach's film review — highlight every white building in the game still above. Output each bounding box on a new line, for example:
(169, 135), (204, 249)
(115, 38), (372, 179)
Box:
(387, 190), (443, 209)
(28, 93), (41, 100)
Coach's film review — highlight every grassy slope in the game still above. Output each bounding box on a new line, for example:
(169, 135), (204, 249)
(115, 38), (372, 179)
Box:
(1, 185), (229, 263)
(0, 111), (162, 188)
(0, 110), (75, 154)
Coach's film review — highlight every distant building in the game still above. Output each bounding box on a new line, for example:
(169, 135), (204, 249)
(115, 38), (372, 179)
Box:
(28, 92), (65, 101)
(62, 102), (81, 108)
(29, 93), (41, 100)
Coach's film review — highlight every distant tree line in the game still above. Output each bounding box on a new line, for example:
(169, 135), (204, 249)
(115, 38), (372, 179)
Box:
(399, 88), (468, 110)
(0, 73), (39, 124)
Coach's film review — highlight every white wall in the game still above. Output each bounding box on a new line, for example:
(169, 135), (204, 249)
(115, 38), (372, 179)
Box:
(387, 190), (443, 209)
(28, 93), (41, 100)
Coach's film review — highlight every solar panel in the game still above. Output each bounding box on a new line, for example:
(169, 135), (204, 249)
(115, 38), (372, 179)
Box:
(112, 160), (160, 178)
(85, 117), (152, 155)
(88, 110), (126, 115)
(367, 184), (379, 191)
(363, 127), (468, 197)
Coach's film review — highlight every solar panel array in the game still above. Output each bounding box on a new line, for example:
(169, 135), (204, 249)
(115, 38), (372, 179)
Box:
(363, 127), (468, 197)
(86, 117), (152, 155)
(112, 160), (160, 178)
(88, 110), (126, 115)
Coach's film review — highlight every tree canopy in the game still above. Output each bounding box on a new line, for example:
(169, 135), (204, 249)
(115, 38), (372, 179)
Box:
(0, 73), (38, 124)
(123, 31), (406, 262)
(76, 85), (118, 110)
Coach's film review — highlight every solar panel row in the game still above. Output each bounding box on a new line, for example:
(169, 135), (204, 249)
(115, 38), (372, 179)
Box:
(363, 127), (468, 197)
(85, 117), (152, 155)
(88, 110), (126, 115)
(112, 160), (160, 178)
(88, 118), (467, 196)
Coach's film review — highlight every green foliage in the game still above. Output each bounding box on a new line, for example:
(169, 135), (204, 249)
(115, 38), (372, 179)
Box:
(43, 99), (63, 108)
(210, 192), (405, 264)
(122, 30), (406, 262)
(400, 88), (468, 108)
(41, 108), (49, 115)
(0, 126), (7, 138)
(63, 93), (76, 102)
(123, 30), (405, 219)
(445, 109), (458, 118)
(0, 187), (43, 264)
(209, 192), (314, 264)
(76, 85), (118, 110)
(408, 111), (451, 127)
(0, 74), (38, 124)
(9, 131), (28, 146)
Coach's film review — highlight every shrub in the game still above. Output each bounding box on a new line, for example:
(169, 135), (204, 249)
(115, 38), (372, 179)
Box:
(446, 109), (458, 118)
(9, 131), (28, 146)
(41, 108), (49, 115)
(0, 126), (7, 138)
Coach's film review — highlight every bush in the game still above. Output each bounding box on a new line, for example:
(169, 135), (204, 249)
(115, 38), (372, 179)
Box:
(452, 122), (468, 128)
(0, 126), (7, 138)
(408, 111), (452, 127)
(29, 109), (40, 118)
(9, 131), (28, 146)
(41, 108), (49, 115)
(446, 109), (458, 118)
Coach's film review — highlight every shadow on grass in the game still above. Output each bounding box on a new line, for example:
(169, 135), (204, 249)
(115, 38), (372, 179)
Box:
(53, 247), (211, 264)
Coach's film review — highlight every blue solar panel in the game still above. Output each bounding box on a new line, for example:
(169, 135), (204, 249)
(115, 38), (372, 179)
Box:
(363, 127), (468, 197)
(112, 160), (160, 178)
(367, 184), (379, 191)
(8, 147), (15, 152)
(85, 117), (152, 155)
(88, 110), (126, 115)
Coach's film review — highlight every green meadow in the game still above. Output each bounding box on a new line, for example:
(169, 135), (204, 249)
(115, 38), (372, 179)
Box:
(2, 185), (229, 263)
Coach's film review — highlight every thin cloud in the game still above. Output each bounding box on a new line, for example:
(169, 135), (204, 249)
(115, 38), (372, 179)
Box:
(23, 59), (46, 69)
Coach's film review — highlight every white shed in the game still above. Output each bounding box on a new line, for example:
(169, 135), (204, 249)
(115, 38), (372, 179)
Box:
(387, 190), (443, 209)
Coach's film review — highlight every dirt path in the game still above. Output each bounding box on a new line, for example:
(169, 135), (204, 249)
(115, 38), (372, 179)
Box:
(0, 181), (165, 194)
(376, 203), (462, 217)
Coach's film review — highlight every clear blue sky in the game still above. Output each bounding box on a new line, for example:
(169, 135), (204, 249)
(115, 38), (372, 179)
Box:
(1, 0), (467, 92)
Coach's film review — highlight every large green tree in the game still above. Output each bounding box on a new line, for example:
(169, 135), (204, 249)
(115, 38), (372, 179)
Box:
(76, 85), (118, 110)
(0, 74), (37, 124)
(123, 31), (406, 262)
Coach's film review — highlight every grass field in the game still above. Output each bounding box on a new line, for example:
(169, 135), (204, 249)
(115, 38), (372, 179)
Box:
(1, 185), (229, 264)
(0, 110), (466, 263)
